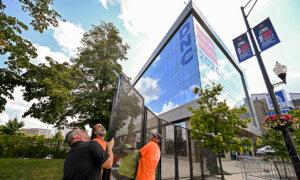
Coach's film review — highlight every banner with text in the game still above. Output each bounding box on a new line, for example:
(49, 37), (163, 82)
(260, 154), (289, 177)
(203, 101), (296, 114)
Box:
(253, 18), (280, 52)
(233, 32), (254, 63)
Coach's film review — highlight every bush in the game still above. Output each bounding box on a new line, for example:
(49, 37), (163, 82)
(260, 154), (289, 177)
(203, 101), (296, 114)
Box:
(0, 134), (69, 159)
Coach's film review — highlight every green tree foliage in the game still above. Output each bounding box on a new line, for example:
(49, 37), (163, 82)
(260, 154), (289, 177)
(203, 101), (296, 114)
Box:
(0, 0), (60, 111)
(259, 129), (289, 157)
(259, 110), (300, 157)
(0, 69), (22, 112)
(70, 22), (129, 128)
(0, 118), (24, 135)
(53, 130), (63, 141)
(189, 84), (251, 180)
(22, 57), (79, 127)
(0, 133), (68, 158)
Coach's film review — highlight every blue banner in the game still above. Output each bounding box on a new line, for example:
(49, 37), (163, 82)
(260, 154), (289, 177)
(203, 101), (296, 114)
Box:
(233, 33), (253, 63)
(253, 18), (280, 52)
(267, 107), (293, 116)
(265, 89), (291, 110)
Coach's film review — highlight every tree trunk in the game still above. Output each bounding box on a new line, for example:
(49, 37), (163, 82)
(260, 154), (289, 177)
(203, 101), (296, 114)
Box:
(200, 148), (205, 179)
(218, 153), (225, 180)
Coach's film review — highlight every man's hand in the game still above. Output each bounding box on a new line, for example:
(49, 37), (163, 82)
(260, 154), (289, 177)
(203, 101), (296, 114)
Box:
(107, 138), (115, 149)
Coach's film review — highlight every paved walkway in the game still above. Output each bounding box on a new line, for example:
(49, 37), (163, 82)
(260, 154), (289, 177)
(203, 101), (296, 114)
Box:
(207, 160), (244, 180)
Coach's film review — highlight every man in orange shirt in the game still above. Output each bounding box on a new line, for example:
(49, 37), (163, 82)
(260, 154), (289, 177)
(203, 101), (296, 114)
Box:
(136, 132), (162, 180)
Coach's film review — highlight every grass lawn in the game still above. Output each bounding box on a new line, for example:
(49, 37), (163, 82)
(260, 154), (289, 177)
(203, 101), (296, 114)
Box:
(0, 158), (64, 180)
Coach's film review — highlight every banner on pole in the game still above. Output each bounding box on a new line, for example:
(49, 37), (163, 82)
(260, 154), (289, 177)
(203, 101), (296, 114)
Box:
(233, 32), (254, 63)
(253, 18), (280, 52)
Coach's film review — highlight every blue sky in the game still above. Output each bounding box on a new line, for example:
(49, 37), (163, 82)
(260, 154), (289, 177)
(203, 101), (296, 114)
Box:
(1, 0), (300, 128)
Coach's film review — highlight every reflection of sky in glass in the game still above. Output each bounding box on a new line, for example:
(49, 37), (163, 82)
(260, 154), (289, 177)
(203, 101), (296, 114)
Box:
(135, 15), (247, 115)
(193, 17), (246, 108)
(135, 16), (200, 114)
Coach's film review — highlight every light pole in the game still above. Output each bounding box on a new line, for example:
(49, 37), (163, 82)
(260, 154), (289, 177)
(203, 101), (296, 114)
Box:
(240, 0), (300, 178)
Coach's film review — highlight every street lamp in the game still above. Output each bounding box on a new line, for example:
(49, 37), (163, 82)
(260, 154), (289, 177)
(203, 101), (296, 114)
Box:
(240, 0), (300, 178)
(273, 61), (287, 84)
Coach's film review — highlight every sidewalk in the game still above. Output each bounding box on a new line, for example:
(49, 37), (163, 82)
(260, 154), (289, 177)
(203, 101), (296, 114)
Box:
(207, 160), (244, 180)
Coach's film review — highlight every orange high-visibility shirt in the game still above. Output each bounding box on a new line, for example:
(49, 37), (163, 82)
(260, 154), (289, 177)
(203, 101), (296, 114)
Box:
(136, 141), (161, 180)
(94, 138), (107, 151)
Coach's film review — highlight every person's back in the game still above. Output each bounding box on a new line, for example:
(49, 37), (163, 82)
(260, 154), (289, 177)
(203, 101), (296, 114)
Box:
(63, 141), (108, 180)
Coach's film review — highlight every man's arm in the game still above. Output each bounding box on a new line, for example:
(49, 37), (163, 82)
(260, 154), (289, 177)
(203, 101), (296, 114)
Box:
(101, 138), (114, 169)
(89, 141), (109, 167)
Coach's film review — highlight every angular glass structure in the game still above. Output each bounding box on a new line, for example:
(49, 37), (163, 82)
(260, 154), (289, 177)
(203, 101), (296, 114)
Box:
(133, 1), (260, 135)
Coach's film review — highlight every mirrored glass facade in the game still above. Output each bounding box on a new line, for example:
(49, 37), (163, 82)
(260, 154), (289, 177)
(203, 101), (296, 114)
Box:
(193, 17), (246, 108)
(135, 15), (247, 115)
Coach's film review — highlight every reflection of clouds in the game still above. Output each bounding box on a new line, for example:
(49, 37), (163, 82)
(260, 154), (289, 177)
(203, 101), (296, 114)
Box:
(160, 101), (179, 114)
(179, 84), (198, 97)
(205, 70), (220, 82)
(218, 92), (244, 108)
(135, 77), (160, 104)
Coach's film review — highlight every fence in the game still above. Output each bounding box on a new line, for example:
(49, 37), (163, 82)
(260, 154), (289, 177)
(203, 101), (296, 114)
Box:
(109, 75), (219, 180)
(237, 155), (297, 180)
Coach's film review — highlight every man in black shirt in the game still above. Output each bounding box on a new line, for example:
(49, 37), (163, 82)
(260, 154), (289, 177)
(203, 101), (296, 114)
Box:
(63, 129), (114, 180)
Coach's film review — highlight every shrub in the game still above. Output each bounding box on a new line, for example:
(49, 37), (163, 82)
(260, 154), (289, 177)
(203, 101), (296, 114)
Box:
(0, 134), (69, 159)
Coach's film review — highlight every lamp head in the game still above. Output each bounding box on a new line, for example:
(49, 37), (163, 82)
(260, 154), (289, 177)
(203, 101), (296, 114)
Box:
(273, 61), (287, 84)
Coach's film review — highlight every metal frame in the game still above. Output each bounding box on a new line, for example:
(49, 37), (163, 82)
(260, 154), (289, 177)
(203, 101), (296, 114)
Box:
(174, 125), (179, 180)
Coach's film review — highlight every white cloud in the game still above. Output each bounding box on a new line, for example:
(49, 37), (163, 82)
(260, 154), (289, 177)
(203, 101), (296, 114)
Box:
(51, 20), (85, 57)
(99, 0), (119, 9)
(118, 0), (183, 38)
(31, 44), (69, 65)
(99, 0), (109, 9)
(135, 76), (160, 104)
(0, 112), (9, 124)
(160, 101), (179, 114)
(1, 86), (78, 128)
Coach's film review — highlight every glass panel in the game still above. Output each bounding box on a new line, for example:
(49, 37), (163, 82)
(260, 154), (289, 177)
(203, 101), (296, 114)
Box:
(176, 126), (190, 179)
(161, 124), (175, 179)
(145, 109), (160, 142)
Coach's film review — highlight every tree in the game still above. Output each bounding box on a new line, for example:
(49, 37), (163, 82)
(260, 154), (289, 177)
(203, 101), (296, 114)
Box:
(21, 57), (79, 127)
(70, 22), (129, 128)
(0, 0), (60, 112)
(189, 84), (251, 180)
(0, 118), (24, 135)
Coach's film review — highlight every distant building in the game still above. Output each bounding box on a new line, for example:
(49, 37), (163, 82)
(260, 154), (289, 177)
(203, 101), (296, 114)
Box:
(22, 128), (52, 138)
(251, 90), (300, 133)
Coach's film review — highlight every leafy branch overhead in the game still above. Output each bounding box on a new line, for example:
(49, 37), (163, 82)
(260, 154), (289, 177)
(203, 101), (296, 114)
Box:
(0, 0), (61, 111)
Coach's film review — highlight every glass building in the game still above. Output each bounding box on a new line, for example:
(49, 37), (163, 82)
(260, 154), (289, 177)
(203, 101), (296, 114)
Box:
(133, 1), (260, 135)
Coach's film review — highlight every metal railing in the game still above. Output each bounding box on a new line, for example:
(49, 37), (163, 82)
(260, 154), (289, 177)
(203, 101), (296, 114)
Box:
(237, 155), (297, 180)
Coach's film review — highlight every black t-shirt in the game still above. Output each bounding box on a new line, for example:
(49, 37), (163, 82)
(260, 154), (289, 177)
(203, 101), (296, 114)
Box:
(63, 141), (109, 180)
